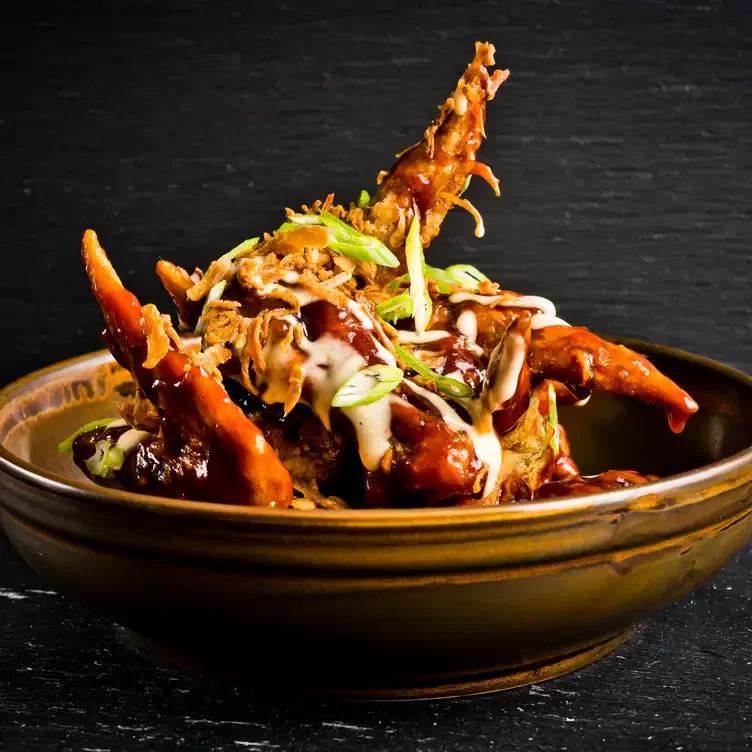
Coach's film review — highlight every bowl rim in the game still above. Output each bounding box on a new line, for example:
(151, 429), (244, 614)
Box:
(0, 337), (750, 529)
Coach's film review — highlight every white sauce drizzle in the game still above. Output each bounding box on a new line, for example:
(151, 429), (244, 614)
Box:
(530, 313), (570, 330)
(455, 309), (485, 356)
(487, 329), (527, 410)
(403, 380), (502, 498)
(347, 299), (375, 331)
(444, 369), (466, 383)
(252, 288), (397, 471)
(280, 270), (301, 284)
(285, 286), (319, 307)
(449, 292), (557, 317)
(473, 213), (485, 239)
(397, 330), (452, 344)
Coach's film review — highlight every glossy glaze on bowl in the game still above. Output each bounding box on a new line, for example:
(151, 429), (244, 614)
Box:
(0, 340), (751, 699)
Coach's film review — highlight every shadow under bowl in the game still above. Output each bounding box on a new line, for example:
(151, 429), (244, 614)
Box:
(0, 338), (750, 700)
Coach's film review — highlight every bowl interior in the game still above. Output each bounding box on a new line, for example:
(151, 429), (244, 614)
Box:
(1, 340), (751, 496)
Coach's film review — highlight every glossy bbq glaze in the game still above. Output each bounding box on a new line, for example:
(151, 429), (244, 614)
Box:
(67, 41), (699, 509)
(81, 230), (293, 508)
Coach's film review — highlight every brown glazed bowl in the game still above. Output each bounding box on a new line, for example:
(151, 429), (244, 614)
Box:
(0, 338), (751, 700)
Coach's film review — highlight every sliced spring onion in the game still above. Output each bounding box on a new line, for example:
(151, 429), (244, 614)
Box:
(394, 345), (474, 399)
(326, 240), (396, 266)
(331, 365), (404, 408)
(195, 280), (228, 335)
(58, 418), (121, 453)
(548, 382), (560, 453)
(85, 439), (125, 479)
(445, 264), (489, 288)
(388, 264), (452, 294)
(425, 265), (460, 294)
(387, 273), (408, 289)
(114, 428), (152, 454)
(375, 293), (413, 324)
(283, 214), (320, 225)
(388, 263), (488, 294)
(357, 190), (371, 209)
(221, 236), (259, 261)
(405, 216), (431, 334)
(286, 211), (399, 268)
(458, 175), (472, 197)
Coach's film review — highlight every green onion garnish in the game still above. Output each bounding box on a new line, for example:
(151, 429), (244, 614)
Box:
(394, 345), (473, 399)
(548, 382), (560, 453)
(375, 294), (413, 324)
(85, 439), (125, 478)
(281, 214), (320, 226)
(222, 236), (259, 261)
(58, 418), (121, 453)
(445, 264), (489, 288)
(357, 190), (371, 209)
(458, 175), (472, 197)
(388, 263), (487, 294)
(331, 364), (404, 408)
(405, 216), (431, 334)
(285, 211), (399, 268)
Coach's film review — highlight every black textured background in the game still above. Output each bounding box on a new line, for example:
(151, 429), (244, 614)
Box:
(1, 1), (751, 749)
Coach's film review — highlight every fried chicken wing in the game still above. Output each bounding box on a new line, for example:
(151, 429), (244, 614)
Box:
(156, 259), (203, 330)
(367, 41), (508, 253)
(528, 326), (699, 433)
(81, 230), (293, 507)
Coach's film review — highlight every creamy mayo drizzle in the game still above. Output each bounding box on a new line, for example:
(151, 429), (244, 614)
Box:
(444, 369), (466, 383)
(487, 328), (527, 409)
(531, 313), (570, 330)
(397, 330), (452, 344)
(256, 292), (396, 472)
(403, 380), (502, 498)
(455, 308), (485, 356)
(347, 299), (375, 331)
(286, 287), (319, 307)
(449, 292), (557, 317)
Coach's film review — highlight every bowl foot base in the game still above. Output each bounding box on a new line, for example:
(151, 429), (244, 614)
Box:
(126, 629), (632, 701)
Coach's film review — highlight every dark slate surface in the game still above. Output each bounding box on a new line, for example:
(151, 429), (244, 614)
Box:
(1, 0), (751, 749)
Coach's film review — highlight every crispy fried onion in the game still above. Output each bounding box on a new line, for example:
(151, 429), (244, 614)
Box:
(186, 256), (233, 302)
(185, 344), (233, 382)
(120, 391), (160, 432)
(203, 300), (243, 347)
(292, 480), (349, 510)
(142, 304), (183, 369)
(178, 205), (384, 413)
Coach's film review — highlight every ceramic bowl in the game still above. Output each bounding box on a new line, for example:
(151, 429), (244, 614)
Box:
(0, 339), (750, 700)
